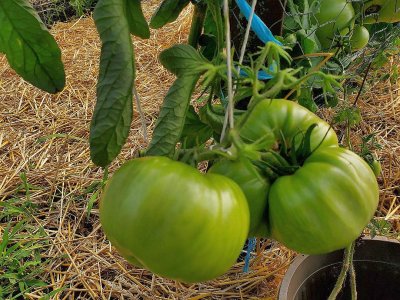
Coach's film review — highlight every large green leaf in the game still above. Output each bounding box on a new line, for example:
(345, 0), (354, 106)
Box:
(90, 0), (135, 167)
(159, 44), (210, 77)
(124, 0), (150, 39)
(180, 105), (213, 148)
(146, 75), (199, 157)
(0, 0), (65, 93)
(150, 0), (191, 29)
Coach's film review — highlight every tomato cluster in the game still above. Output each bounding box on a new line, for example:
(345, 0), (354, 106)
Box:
(99, 99), (379, 282)
(309, 0), (399, 50)
(215, 99), (379, 254)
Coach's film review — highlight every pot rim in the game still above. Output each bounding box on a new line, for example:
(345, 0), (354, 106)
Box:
(278, 235), (400, 300)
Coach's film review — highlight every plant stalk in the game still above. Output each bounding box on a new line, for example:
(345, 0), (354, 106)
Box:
(328, 241), (356, 300)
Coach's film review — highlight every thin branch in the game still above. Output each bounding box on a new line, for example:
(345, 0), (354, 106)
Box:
(223, 0), (234, 129)
(132, 84), (148, 143)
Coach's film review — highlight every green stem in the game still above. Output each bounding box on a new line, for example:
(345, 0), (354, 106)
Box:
(328, 241), (356, 300)
(101, 166), (109, 189)
(350, 259), (358, 300)
(188, 3), (207, 48)
(177, 146), (236, 164)
(207, 0), (224, 56)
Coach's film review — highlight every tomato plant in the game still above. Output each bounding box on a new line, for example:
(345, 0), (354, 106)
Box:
(2, 0), (386, 284)
(99, 156), (249, 282)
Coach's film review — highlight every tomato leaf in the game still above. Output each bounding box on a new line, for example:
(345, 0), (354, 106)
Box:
(180, 105), (213, 148)
(0, 0), (65, 93)
(149, 0), (190, 29)
(90, 0), (134, 167)
(124, 0), (150, 39)
(146, 75), (199, 157)
(333, 107), (362, 127)
(159, 44), (210, 77)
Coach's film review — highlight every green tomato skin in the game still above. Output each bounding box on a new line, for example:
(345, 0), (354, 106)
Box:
(362, 0), (400, 24)
(350, 25), (370, 50)
(239, 99), (339, 153)
(311, 0), (355, 49)
(209, 159), (271, 238)
(100, 156), (250, 283)
(269, 147), (379, 254)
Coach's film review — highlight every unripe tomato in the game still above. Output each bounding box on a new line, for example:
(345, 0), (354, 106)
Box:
(209, 158), (271, 237)
(350, 25), (370, 50)
(310, 0), (355, 49)
(269, 147), (379, 254)
(100, 156), (250, 282)
(237, 99), (379, 254)
(239, 99), (339, 152)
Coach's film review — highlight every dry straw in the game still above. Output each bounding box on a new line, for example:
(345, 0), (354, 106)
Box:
(0, 1), (399, 299)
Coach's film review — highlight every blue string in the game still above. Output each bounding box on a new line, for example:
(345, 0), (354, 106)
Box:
(243, 237), (257, 273)
(235, 0), (282, 46)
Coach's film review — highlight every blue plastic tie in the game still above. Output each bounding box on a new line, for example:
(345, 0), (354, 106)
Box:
(243, 237), (257, 273)
(235, 0), (282, 46)
(239, 69), (273, 80)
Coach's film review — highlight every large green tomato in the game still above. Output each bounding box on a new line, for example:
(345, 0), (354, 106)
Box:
(269, 147), (379, 254)
(310, 0), (355, 49)
(362, 0), (400, 24)
(208, 158), (270, 238)
(100, 156), (250, 282)
(239, 99), (339, 152)
(238, 99), (379, 254)
(350, 25), (370, 50)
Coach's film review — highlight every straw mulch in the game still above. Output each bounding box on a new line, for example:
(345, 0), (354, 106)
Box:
(0, 1), (399, 299)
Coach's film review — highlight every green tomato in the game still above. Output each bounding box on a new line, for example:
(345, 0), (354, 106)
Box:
(100, 156), (250, 283)
(238, 99), (379, 254)
(269, 147), (379, 254)
(362, 0), (400, 24)
(239, 99), (339, 153)
(209, 158), (270, 238)
(310, 0), (355, 49)
(350, 25), (370, 50)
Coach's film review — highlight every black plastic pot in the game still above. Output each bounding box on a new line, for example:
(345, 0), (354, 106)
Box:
(278, 236), (400, 300)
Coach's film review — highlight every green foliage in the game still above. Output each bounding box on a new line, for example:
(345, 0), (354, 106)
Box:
(124, 0), (150, 39)
(333, 106), (362, 127)
(0, 0), (65, 93)
(367, 219), (394, 239)
(0, 176), (60, 299)
(180, 106), (214, 148)
(69, 0), (97, 17)
(146, 75), (200, 157)
(89, 0), (134, 167)
(159, 44), (211, 77)
(150, 0), (191, 29)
